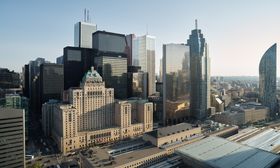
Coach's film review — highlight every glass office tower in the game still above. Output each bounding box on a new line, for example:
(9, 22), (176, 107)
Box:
(163, 44), (190, 125)
(259, 43), (277, 117)
(93, 31), (128, 99)
(187, 21), (210, 120)
(63, 46), (95, 90)
(95, 56), (127, 99)
(74, 22), (97, 48)
(39, 63), (64, 119)
(133, 35), (156, 96)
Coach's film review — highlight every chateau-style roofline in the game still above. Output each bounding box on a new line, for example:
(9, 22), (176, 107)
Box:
(81, 66), (103, 84)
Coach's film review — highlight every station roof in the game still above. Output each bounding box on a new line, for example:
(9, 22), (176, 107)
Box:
(176, 136), (280, 168)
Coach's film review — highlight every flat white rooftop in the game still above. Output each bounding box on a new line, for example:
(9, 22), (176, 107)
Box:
(241, 128), (280, 152)
(176, 136), (280, 168)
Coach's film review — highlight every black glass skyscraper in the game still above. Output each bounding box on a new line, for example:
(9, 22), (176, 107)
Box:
(63, 46), (95, 90)
(38, 63), (64, 119)
(187, 21), (210, 120)
(93, 31), (128, 99)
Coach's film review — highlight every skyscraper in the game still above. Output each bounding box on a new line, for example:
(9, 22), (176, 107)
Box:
(133, 35), (156, 96)
(259, 43), (277, 117)
(22, 64), (29, 98)
(0, 108), (25, 168)
(187, 20), (210, 120)
(63, 46), (95, 90)
(93, 31), (128, 99)
(39, 63), (64, 114)
(74, 21), (97, 48)
(27, 58), (47, 122)
(28, 58), (46, 98)
(163, 43), (190, 125)
(126, 34), (135, 66)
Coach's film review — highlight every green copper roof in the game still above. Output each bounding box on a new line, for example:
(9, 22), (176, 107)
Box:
(81, 67), (103, 83)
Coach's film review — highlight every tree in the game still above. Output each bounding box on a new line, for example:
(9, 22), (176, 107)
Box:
(28, 162), (42, 168)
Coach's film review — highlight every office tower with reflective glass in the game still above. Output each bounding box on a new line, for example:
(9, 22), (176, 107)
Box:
(163, 44), (191, 125)
(92, 31), (128, 99)
(259, 43), (277, 117)
(39, 63), (64, 103)
(187, 23), (210, 120)
(74, 21), (97, 48)
(126, 34), (135, 66)
(133, 35), (156, 96)
(63, 46), (95, 90)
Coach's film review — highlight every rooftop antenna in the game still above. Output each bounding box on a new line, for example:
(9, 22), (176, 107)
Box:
(87, 10), (90, 22)
(84, 8), (86, 22)
(195, 19), (198, 29)
(146, 24), (149, 35)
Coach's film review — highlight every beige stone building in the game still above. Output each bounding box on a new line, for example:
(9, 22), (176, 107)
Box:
(214, 103), (269, 126)
(115, 100), (153, 139)
(211, 94), (224, 113)
(143, 123), (201, 147)
(44, 67), (153, 154)
(64, 67), (114, 131)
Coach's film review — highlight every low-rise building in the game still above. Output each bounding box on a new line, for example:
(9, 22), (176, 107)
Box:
(211, 94), (224, 113)
(214, 103), (269, 125)
(176, 136), (280, 168)
(80, 123), (204, 168)
(143, 123), (201, 147)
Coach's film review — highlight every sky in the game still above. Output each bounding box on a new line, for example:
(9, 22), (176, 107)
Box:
(1, 0), (280, 76)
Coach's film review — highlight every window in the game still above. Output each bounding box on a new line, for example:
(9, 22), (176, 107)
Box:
(68, 113), (72, 122)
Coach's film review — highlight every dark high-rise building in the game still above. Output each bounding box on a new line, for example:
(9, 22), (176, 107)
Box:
(28, 58), (46, 96)
(22, 64), (29, 98)
(95, 56), (127, 99)
(0, 107), (25, 168)
(259, 43), (277, 117)
(187, 20), (210, 120)
(0, 68), (20, 89)
(163, 43), (190, 125)
(29, 63), (64, 123)
(63, 46), (95, 90)
(56, 56), (63, 64)
(93, 31), (128, 99)
(126, 34), (135, 66)
(148, 94), (163, 126)
(39, 63), (64, 110)
(28, 58), (47, 119)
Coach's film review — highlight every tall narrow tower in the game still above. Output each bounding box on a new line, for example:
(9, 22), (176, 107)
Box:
(132, 35), (156, 96)
(259, 43), (277, 117)
(187, 20), (210, 120)
(74, 9), (97, 48)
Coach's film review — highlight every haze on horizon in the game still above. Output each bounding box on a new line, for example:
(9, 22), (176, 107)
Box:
(1, 0), (280, 76)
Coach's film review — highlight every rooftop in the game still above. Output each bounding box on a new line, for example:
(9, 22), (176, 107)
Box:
(176, 136), (280, 168)
(146, 123), (196, 138)
(81, 139), (163, 168)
